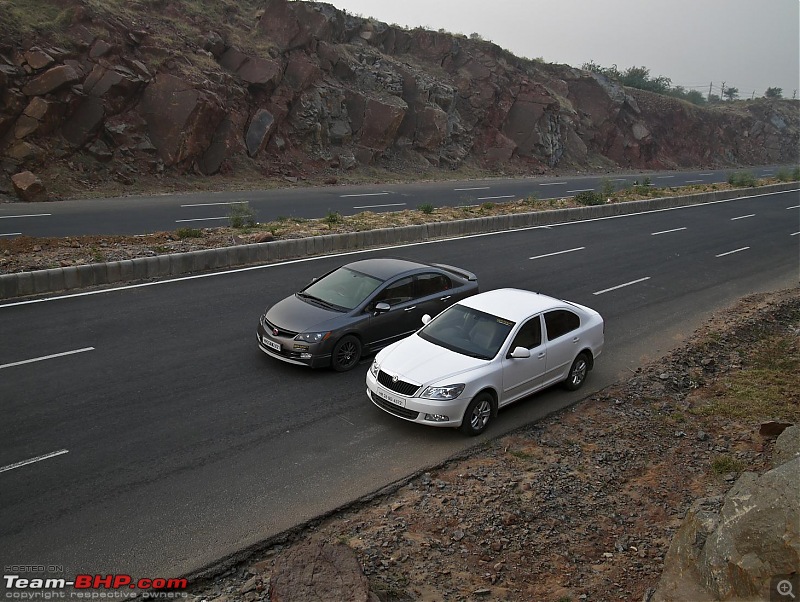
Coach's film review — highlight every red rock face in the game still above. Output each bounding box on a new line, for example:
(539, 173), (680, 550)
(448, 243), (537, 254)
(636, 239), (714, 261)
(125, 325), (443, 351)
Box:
(0, 0), (797, 192)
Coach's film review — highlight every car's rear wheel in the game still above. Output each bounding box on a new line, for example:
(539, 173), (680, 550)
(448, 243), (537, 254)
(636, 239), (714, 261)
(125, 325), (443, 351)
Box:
(460, 392), (494, 436)
(331, 335), (362, 372)
(564, 352), (590, 390)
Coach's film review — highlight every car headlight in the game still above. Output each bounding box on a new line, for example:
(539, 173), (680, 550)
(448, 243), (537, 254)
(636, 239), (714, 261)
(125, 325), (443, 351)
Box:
(294, 331), (331, 343)
(421, 384), (465, 400)
(370, 359), (380, 378)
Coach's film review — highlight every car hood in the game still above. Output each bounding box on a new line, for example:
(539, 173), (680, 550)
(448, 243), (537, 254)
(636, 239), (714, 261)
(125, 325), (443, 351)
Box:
(266, 294), (343, 333)
(378, 335), (487, 385)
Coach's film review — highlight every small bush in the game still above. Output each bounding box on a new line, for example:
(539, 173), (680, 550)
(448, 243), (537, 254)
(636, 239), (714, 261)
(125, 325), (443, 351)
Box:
(574, 190), (604, 206)
(324, 211), (342, 228)
(600, 178), (616, 198)
(728, 171), (757, 187)
(711, 455), (745, 475)
(480, 202), (495, 210)
(176, 227), (202, 239)
(228, 202), (256, 228)
(417, 203), (435, 214)
(776, 169), (792, 182)
(793, 166), (800, 181)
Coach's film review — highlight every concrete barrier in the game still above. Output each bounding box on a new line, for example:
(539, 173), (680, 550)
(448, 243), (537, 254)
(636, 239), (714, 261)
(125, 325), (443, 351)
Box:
(1, 183), (797, 300)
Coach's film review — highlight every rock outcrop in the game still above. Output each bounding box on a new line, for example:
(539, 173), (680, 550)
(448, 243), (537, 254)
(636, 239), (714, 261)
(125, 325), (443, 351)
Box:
(1, 0), (798, 198)
(653, 425), (800, 602)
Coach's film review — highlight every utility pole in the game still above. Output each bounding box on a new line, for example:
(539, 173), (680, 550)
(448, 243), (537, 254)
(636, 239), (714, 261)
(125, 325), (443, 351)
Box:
(708, 82), (713, 101)
(721, 81), (726, 101)
(794, 90), (798, 99)
(751, 90), (755, 100)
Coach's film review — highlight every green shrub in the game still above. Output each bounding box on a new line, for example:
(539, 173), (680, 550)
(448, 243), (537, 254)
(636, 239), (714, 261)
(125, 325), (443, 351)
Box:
(417, 203), (435, 214)
(793, 166), (800, 181)
(728, 171), (758, 187)
(480, 202), (495, 210)
(176, 227), (202, 239)
(600, 178), (616, 198)
(574, 190), (604, 206)
(324, 211), (342, 228)
(228, 202), (256, 228)
(776, 169), (792, 182)
(711, 455), (745, 475)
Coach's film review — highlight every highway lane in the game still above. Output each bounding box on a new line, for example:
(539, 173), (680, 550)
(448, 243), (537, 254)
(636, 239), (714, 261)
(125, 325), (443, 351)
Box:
(0, 165), (790, 238)
(0, 188), (797, 583)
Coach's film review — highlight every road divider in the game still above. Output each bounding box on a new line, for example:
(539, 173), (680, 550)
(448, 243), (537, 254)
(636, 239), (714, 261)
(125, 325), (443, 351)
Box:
(0, 183), (797, 300)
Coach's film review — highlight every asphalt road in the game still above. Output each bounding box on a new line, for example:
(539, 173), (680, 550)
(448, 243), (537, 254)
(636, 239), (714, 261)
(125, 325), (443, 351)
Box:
(0, 165), (790, 238)
(0, 187), (798, 586)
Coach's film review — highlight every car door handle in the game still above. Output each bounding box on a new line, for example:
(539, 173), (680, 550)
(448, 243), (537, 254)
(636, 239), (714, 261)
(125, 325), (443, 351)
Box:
(572, 336), (580, 343)
(404, 306), (417, 311)
(439, 295), (451, 301)
(538, 352), (546, 359)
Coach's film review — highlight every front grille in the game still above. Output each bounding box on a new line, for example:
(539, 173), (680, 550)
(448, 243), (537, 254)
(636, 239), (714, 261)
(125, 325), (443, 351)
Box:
(264, 318), (299, 339)
(377, 370), (421, 396)
(371, 394), (420, 420)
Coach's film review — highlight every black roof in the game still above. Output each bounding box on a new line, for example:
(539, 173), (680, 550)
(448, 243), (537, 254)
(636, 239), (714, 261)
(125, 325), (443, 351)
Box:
(345, 258), (430, 281)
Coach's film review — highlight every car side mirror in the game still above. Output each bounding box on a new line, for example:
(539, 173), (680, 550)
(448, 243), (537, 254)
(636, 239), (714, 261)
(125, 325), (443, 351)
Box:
(374, 302), (391, 314)
(421, 314), (432, 325)
(510, 346), (531, 359)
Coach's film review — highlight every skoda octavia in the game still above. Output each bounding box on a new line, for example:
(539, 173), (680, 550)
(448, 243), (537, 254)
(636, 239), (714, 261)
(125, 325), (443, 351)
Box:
(366, 288), (604, 435)
(257, 258), (478, 371)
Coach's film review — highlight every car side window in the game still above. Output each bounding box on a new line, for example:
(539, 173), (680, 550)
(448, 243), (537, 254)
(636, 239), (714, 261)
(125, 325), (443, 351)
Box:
(415, 273), (452, 297)
(509, 316), (542, 351)
(374, 276), (415, 306)
(544, 309), (580, 341)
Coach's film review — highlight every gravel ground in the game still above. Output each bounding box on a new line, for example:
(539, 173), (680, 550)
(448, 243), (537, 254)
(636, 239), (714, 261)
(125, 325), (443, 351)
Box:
(185, 287), (799, 601)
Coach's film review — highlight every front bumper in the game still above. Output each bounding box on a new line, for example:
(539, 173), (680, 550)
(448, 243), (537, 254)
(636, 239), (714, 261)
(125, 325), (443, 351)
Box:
(365, 370), (463, 428)
(257, 321), (332, 369)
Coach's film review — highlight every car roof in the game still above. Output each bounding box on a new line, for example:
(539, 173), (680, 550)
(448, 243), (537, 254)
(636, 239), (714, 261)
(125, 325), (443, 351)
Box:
(457, 288), (571, 322)
(344, 257), (431, 281)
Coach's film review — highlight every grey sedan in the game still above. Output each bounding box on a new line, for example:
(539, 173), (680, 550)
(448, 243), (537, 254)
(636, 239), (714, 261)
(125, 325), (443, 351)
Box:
(257, 258), (479, 371)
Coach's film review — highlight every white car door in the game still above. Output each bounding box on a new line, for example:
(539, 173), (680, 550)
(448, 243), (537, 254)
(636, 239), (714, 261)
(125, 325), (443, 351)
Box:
(500, 315), (547, 404)
(542, 309), (582, 386)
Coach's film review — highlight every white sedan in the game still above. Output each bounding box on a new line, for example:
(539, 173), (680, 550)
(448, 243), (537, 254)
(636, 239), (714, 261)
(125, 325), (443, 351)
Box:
(366, 288), (604, 436)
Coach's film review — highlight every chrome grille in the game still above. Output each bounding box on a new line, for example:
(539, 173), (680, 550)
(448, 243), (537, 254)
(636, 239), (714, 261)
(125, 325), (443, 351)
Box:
(377, 370), (420, 396)
(265, 318), (298, 339)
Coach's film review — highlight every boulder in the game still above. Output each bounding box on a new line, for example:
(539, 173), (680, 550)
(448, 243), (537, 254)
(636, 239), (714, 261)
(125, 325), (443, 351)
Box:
(268, 539), (374, 602)
(283, 53), (321, 91)
(237, 56), (283, 88)
(24, 48), (55, 70)
(245, 109), (276, 157)
(653, 457), (800, 601)
(773, 425), (800, 468)
(11, 171), (48, 201)
(21, 64), (81, 96)
(61, 96), (104, 148)
(257, 0), (345, 51)
(358, 95), (407, 151)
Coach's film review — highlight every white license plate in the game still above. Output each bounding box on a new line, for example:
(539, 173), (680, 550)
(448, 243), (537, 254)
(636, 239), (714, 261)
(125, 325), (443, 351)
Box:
(262, 337), (281, 352)
(375, 387), (406, 407)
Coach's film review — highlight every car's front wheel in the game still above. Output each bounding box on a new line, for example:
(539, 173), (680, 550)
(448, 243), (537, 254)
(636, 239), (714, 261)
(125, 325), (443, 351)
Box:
(564, 352), (590, 390)
(460, 392), (494, 436)
(331, 335), (362, 372)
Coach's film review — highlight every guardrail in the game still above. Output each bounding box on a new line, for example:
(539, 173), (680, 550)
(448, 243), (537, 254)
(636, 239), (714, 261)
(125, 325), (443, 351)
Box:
(1, 183), (797, 300)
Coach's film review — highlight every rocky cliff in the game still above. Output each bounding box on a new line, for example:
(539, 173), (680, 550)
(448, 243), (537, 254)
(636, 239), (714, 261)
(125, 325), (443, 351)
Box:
(1, 0), (798, 199)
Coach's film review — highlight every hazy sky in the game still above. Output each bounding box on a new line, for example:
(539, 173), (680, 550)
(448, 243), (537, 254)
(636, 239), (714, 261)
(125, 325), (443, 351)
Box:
(325, 0), (800, 99)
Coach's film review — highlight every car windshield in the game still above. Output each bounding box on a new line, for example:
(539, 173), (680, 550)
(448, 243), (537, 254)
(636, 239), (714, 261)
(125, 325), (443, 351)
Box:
(418, 304), (514, 360)
(301, 267), (383, 311)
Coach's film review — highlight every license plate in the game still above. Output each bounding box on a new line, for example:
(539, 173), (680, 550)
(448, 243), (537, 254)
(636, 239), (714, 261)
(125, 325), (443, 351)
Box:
(262, 336), (281, 352)
(375, 387), (406, 407)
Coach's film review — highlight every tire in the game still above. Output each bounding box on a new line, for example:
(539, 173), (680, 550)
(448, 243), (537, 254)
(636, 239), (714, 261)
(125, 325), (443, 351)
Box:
(331, 335), (362, 372)
(564, 352), (590, 391)
(459, 392), (494, 436)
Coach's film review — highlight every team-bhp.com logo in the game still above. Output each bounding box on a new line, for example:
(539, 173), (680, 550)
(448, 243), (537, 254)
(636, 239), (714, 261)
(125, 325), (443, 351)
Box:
(4, 574), (187, 592)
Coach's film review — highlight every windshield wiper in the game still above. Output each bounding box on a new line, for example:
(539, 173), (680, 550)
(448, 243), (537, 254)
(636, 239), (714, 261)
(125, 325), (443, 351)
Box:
(296, 292), (342, 311)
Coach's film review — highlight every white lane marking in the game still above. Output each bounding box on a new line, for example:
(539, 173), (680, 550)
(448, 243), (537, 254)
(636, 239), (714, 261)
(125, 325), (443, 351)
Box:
(0, 347), (95, 370)
(477, 195), (515, 201)
(593, 277), (651, 296)
(539, 182), (567, 186)
(611, 178), (628, 182)
(566, 189), (595, 194)
(340, 192), (390, 198)
(2, 188), (796, 309)
(657, 175), (675, 179)
(730, 214), (755, 221)
(175, 217), (229, 223)
(685, 180), (703, 184)
(651, 227), (687, 236)
(352, 203), (407, 210)
(181, 201), (250, 207)
(761, 169), (774, 173)
(699, 173), (715, 176)
(0, 214), (51, 220)
(1, 232), (22, 237)
(0, 449), (69, 474)
(529, 247), (585, 260)
(716, 247), (750, 258)
(791, 232), (799, 236)
(453, 186), (490, 191)
(787, 205), (800, 210)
